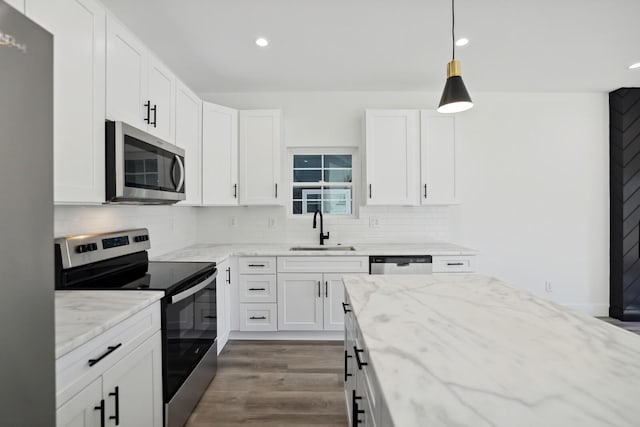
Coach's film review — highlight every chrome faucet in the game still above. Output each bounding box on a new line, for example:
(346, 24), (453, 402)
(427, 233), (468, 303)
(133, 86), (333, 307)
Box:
(313, 209), (330, 245)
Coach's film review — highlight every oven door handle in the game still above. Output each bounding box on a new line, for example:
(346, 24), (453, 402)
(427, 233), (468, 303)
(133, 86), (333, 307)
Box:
(175, 155), (185, 192)
(170, 272), (216, 304)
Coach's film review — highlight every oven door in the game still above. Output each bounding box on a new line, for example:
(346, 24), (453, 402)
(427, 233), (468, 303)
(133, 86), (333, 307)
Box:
(106, 120), (186, 203)
(164, 272), (217, 402)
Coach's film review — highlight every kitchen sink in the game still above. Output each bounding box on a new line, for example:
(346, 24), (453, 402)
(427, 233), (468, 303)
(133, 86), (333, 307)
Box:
(289, 246), (357, 251)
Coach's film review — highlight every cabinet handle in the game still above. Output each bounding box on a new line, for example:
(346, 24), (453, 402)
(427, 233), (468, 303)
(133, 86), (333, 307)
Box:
(342, 302), (351, 313)
(249, 316), (266, 320)
(325, 281), (328, 298)
(144, 100), (151, 124)
(204, 315), (217, 319)
(368, 184), (372, 199)
(108, 386), (120, 425)
(317, 281), (321, 298)
(248, 264), (265, 267)
(447, 262), (465, 266)
(354, 346), (368, 369)
(275, 183), (278, 198)
(248, 287), (266, 291)
(226, 267), (231, 284)
(88, 343), (122, 367)
(94, 399), (105, 427)
(424, 183), (427, 198)
(150, 104), (157, 127)
(233, 183), (237, 198)
(352, 390), (365, 425)
(344, 350), (353, 382)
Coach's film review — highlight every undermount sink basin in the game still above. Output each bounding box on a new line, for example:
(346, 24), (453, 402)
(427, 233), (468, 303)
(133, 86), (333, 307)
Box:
(289, 246), (357, 251)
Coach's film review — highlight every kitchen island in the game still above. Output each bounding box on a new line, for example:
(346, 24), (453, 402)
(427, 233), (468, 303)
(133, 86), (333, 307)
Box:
(342, 274), (640, 427)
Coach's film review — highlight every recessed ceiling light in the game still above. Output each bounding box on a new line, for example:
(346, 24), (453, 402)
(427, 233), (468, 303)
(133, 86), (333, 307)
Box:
(455, 38), (469, 47)
(255, 38), (269, 47)
(630, 62), (640, 70)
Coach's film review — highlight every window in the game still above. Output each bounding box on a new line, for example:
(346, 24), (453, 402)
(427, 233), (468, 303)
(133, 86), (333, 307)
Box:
(291, 154), (353, 215)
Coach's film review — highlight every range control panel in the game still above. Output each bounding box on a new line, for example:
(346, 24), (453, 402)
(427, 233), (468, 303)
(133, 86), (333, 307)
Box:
(55, 228), (151, 269)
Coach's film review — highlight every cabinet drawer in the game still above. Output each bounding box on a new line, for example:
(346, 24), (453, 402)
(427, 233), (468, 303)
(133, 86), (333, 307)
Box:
(56, 301), (161, 407)
(238, 257), (277, 274)
(432, 255), (475, 272)
(239, 303), (277, 331)
(277, 256), (368, 273)
(239, 275), (277, 303)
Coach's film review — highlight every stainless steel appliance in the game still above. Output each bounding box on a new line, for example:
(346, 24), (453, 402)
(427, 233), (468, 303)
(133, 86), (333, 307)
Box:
(0, 3), (55, 425)
(55, 229), (217, 427)
(369, 256), (433, 274)
(106, 120), (186, 204)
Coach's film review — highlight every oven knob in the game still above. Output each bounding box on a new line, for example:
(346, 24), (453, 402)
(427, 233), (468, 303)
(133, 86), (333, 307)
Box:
(134, 236), (141, 242)
(76, 244), (87, 253)
(90, 243), (98, 251)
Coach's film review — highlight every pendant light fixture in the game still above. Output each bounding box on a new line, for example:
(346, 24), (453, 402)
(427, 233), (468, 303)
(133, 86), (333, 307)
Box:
(437, 0), (473, 113)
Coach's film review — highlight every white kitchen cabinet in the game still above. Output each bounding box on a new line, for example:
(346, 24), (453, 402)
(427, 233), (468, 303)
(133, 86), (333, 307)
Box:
(56, 377), (102, 427)
(324, 274), (346, 331)
(202, 102), (239, 205)
(175, 80), (202, 205)
(239, 110), (282, 205)
(239, 274), (277, 303)
(102, 331), (163, 427)
(420, 111), (456, 205)
(216, 258), (232, 353)
(106, 15), (175, 142)
(239, 303), (277, 331)
(5, 0), (24, 13)
(277, 273), (324, 331)
(28, 0), (106, 204)
(365, 110), (420, 206)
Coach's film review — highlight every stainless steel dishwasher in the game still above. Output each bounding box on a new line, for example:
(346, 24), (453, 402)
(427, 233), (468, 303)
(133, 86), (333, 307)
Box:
(369, 256), (432, 274)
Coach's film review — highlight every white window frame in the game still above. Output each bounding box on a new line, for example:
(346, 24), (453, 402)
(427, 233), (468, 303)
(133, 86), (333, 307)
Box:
(287, 147), (359, 219)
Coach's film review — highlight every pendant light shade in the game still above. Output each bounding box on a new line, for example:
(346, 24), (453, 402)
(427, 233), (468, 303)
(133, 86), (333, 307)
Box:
(438, 0), (473, 114)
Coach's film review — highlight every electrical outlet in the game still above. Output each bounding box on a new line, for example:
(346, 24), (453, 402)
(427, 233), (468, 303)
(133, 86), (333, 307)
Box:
(229, 216), (237, 227)
(544, 281), (552, 293)
(369, 216), (380, 228)
(268, 217), (277, 228)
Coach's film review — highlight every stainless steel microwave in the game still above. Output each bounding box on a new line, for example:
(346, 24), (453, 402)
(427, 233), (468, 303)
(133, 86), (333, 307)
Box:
(106, 121), (186, 204)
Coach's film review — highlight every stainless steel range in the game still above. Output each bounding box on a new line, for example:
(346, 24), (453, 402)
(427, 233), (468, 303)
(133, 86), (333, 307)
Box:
(54, 229), (216, 427)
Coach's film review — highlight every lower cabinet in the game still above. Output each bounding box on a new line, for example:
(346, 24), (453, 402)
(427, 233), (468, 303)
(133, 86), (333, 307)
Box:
(57, 377), (103, 427)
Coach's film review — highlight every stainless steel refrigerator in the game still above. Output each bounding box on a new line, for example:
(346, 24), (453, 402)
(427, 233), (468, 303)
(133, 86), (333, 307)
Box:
(0, 2), (55, 426)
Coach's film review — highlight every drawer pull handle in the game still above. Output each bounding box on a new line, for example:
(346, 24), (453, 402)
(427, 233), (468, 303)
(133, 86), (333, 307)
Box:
(250, 316), (267, 320)
(248, 264), (265, 267)
(94, 399), (106, 427)
(354, 346), (368, 369)
(226, 267), (231, 284)
(204, 315), (217, 319)
(248, 287), (266, 291)
(88, 343), (122, 367)
(108, 386), (120, 425)
(342, 302), (351, 313)
(344, 350), (353, 382)
(447, 262), (465, 266)
(352, 390), (365, 425)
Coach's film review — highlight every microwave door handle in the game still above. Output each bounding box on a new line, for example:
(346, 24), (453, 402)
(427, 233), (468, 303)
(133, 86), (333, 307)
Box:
(170, 156), (178, 189)
(170, 272), (216, 304)
(175, 155), (185, 192)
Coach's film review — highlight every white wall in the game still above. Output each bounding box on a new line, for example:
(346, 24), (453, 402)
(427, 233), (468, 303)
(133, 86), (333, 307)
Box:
(54, 205), (199, 258)
(201, 91), (609, 315)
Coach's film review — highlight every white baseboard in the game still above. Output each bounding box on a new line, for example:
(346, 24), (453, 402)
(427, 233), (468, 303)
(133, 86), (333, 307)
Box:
(562, 303), (609, 317)
(229, 330), (344, 341)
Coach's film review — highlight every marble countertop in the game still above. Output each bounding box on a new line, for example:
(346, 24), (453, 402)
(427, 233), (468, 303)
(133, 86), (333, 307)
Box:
(342, 274), (640, 427)
(55, 291), (164, 359)
(153, 241), (477, 264)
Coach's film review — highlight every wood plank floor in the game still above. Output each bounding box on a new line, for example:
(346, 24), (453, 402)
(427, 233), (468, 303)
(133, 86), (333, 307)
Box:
(185, 340), (348, 427)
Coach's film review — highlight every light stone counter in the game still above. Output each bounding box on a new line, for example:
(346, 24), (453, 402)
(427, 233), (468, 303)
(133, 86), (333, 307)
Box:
(342, 273), (640, 427)
(153, 241), (476, 264)
(55, 291), (164, 359)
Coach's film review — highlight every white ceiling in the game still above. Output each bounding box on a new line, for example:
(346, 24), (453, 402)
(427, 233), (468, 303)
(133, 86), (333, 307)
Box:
(101, 0), (640, 93)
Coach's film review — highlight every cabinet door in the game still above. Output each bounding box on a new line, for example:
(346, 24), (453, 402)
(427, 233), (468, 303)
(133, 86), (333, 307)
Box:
(202, 102), (239, 205)
(56, 377), (103, 427)
(102, 332), (163, 427)
(365, 110), (420, 206)
(28, 0), (106, 204)
(175, 80), (202, 205)
(106, 15), (148, 130)
(239, 110), (282, 205)
(277, 273), (323, 330)
(148, 55), (175, 142)
(5, 0), (24, 13)
(323, 274), (346, 331)
(420, 110), (456, 205)
(216, 258), (231, 353)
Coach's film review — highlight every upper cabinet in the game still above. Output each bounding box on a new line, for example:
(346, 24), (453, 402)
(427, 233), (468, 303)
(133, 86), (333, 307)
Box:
(420, 111), (457, 205)
(5, 0), (24, 13)
(365, 110), (421, 206)
(28, 0), (107, 204)
(175, 80), (202, 205)
(365, 109), (457, 206)
(239, 110), (283, 205)
(202, 102), (239, 206)
(106, 15), (175, 143)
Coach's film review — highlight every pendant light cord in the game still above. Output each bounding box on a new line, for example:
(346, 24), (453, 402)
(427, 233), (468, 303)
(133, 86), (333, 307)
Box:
(452, 0), (456, 60)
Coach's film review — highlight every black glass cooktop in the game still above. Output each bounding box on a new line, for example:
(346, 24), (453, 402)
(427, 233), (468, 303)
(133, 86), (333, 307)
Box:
(120, 261), (216, 293)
